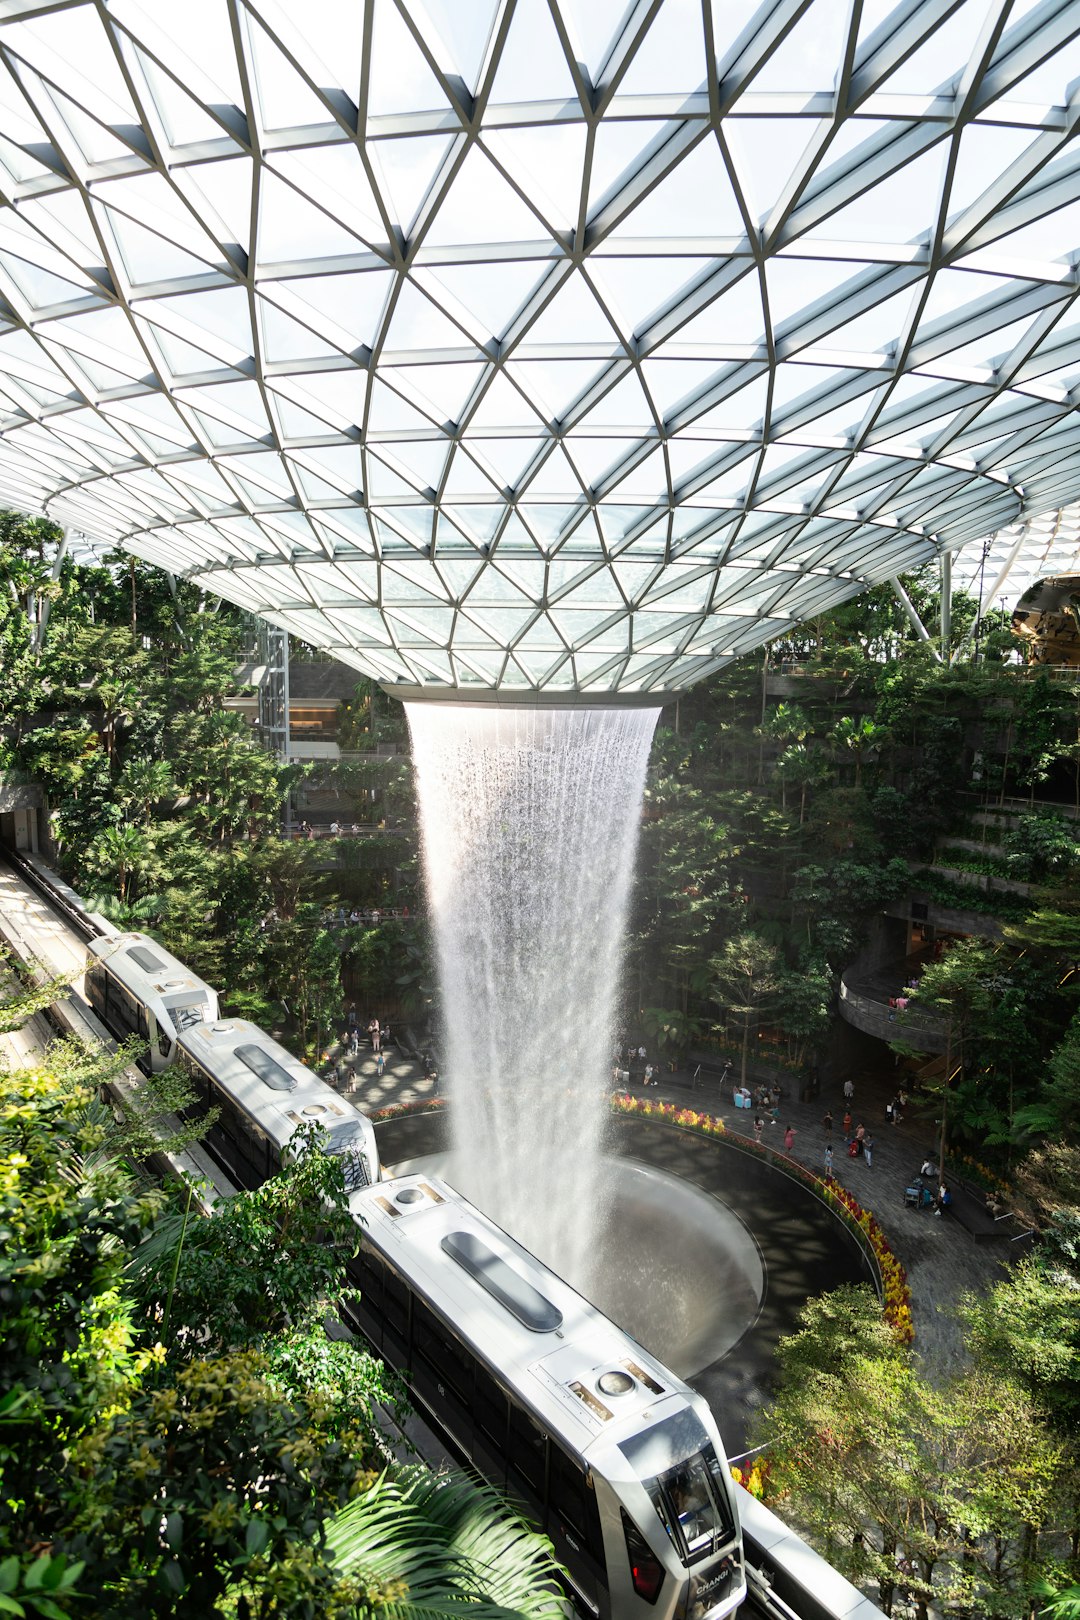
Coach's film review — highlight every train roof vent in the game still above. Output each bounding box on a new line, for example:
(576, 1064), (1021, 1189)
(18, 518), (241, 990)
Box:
(129, 946), (165, 972)
(236, 1043), (298, 1093)
(598, 1370), (636, 1398)
(441, 1231), (563, 1334)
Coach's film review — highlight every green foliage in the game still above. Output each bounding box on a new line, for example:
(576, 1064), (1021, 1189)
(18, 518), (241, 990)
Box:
(127, 1123), (358, 1354)
(762, 1285), (1073, 1618)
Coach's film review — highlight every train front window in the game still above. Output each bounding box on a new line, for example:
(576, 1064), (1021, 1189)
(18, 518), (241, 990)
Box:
(648, 1452), (732, 1566)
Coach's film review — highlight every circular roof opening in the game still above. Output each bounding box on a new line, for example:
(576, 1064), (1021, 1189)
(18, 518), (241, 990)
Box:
(597, 1370), (636, 1397)
(395, 1188), (425, 1206)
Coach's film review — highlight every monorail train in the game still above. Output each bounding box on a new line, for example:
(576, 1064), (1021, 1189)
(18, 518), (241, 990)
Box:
(177, 1018), (379, 1193)
(85, 932), (219, 1074)
(348, 1173), (746, 1620)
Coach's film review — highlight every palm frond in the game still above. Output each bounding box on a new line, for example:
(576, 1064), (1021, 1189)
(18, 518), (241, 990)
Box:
(325, 1468), (570, 1620)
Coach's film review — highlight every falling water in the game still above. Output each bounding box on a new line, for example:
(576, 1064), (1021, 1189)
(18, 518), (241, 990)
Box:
(406, 701), (660, 1285)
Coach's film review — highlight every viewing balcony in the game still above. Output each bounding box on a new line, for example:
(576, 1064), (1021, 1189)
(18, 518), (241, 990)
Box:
(838, 955), (948, 1054)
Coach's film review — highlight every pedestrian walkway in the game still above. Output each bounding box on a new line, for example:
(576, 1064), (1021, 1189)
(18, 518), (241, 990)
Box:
(638, 1061), (1015, 1383)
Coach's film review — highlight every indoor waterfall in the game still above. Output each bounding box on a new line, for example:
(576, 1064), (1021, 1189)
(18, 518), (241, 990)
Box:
(406, 701), (660, 1287)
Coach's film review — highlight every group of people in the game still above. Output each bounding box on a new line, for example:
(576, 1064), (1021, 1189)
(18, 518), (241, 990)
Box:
(821, 1102), (876, 1170)
(343, 1003), (392, 1075)
(326, 904), (409, 927)
(297, 819), (363, 839)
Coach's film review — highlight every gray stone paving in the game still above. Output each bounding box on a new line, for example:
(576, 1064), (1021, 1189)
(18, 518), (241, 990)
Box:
(336, 1040), (1018, 1385)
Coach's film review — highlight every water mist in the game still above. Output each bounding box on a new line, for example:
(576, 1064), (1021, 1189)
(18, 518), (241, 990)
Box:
(406, 701), (660, 1287)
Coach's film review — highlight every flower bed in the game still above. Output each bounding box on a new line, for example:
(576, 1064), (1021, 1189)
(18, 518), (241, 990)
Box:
(370, 1097), (447, 1122)
(609, 1092), (914, 1345)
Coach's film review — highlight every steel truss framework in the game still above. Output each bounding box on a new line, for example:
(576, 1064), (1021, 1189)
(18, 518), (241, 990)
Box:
(0, 0), (1078, 694)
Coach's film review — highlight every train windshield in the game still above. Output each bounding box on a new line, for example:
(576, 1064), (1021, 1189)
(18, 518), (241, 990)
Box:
(164, 993), (208, 1033)
(325, 1123), (372, 1190)
(647, 1446), (735, 1567)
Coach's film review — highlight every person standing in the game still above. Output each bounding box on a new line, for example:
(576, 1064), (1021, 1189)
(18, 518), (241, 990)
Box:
(784, 1124), (796, 1154)
(842, 1109), (853, 1137)
(369, 1017), (381, 1053)
(843, 1078), (855, 1102)
(753, 1113), (764, 1143)
(822, 1109), (833, 1135)
(644, 1063), (654, 1086)
(824, 1142), (833, 1175)
(863, 1134), (874, 1168)
(376, 1050), (385, 1079)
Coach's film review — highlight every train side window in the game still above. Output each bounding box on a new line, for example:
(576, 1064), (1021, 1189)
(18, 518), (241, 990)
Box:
(507, 1399), (546, 1503)
(381, 1260), (410, 1341)
(550, 1445), (604, 1564)
(473, 1363), (508, 1450)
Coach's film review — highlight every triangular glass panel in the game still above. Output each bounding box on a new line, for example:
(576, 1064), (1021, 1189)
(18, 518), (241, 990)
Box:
(559, 0), (633, 83)
(441, 504), (502, 543)
(3, 256), (95, 310)
(588, 120), (670, 214)
(100, 207), (220, 286)
(487, 0), (579, 103)
(576, 369), (655, 430)
(257, 171), (370, 262)
(406, 0), (500, 91)
(588, 256), (714, 343)
(465, 370), (548, 430)
(258, 299), (342, 362)
(766, 258), (875, 331)
(676, 374), (769, 431)
(619, 0), (707, 92)
(811, 145), (947, 244)
(565, 434), (641, 488)
(653, 273), (765, 349)
(439, 447), (501, 498)
(945, 123), (1038, 222)
(275, 270), (392, 352)
(370, 135), (453, 232)
(397, 360), (487, 423)
(605, 136), (745, 240)
(524, 271), (621, 346)
(470, 437), (540, 489)
(872, 0), (985, 95)
(420, 260), (546, 346)
(422, 145), (552, 247)
(367, 378), (439, 434)
(132, 48), (234, 148)
(381, 282), (474, 354)
(270, 147), (386, 248)
(384, 438), (450, 492)
(506, 357), (604, 419)
(244, 11), (334, 130)
(484, 123), (588, 234)
(747, 0), (850, 93)
(824, 288), (917, 354)
(607, 445), (667, 499)
(178, 157), (254, 248)
(984, 200), (1080, 265)
(286, 462), (346, 502)
(367, 0), (455, 119)
(641, 358), (723, 416)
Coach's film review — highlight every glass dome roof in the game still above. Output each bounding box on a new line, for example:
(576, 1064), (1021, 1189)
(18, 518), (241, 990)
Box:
(0, 0), (1077, 694)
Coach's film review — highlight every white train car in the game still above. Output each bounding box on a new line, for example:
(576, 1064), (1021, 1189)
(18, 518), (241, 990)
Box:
(177, 1018), (379, 1193)
(85, 932), (218, 1073)
(348, 1173), (745, 1620)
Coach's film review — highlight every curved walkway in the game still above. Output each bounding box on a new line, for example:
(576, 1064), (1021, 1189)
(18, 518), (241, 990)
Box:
(342, 1045), (1015, 1387)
